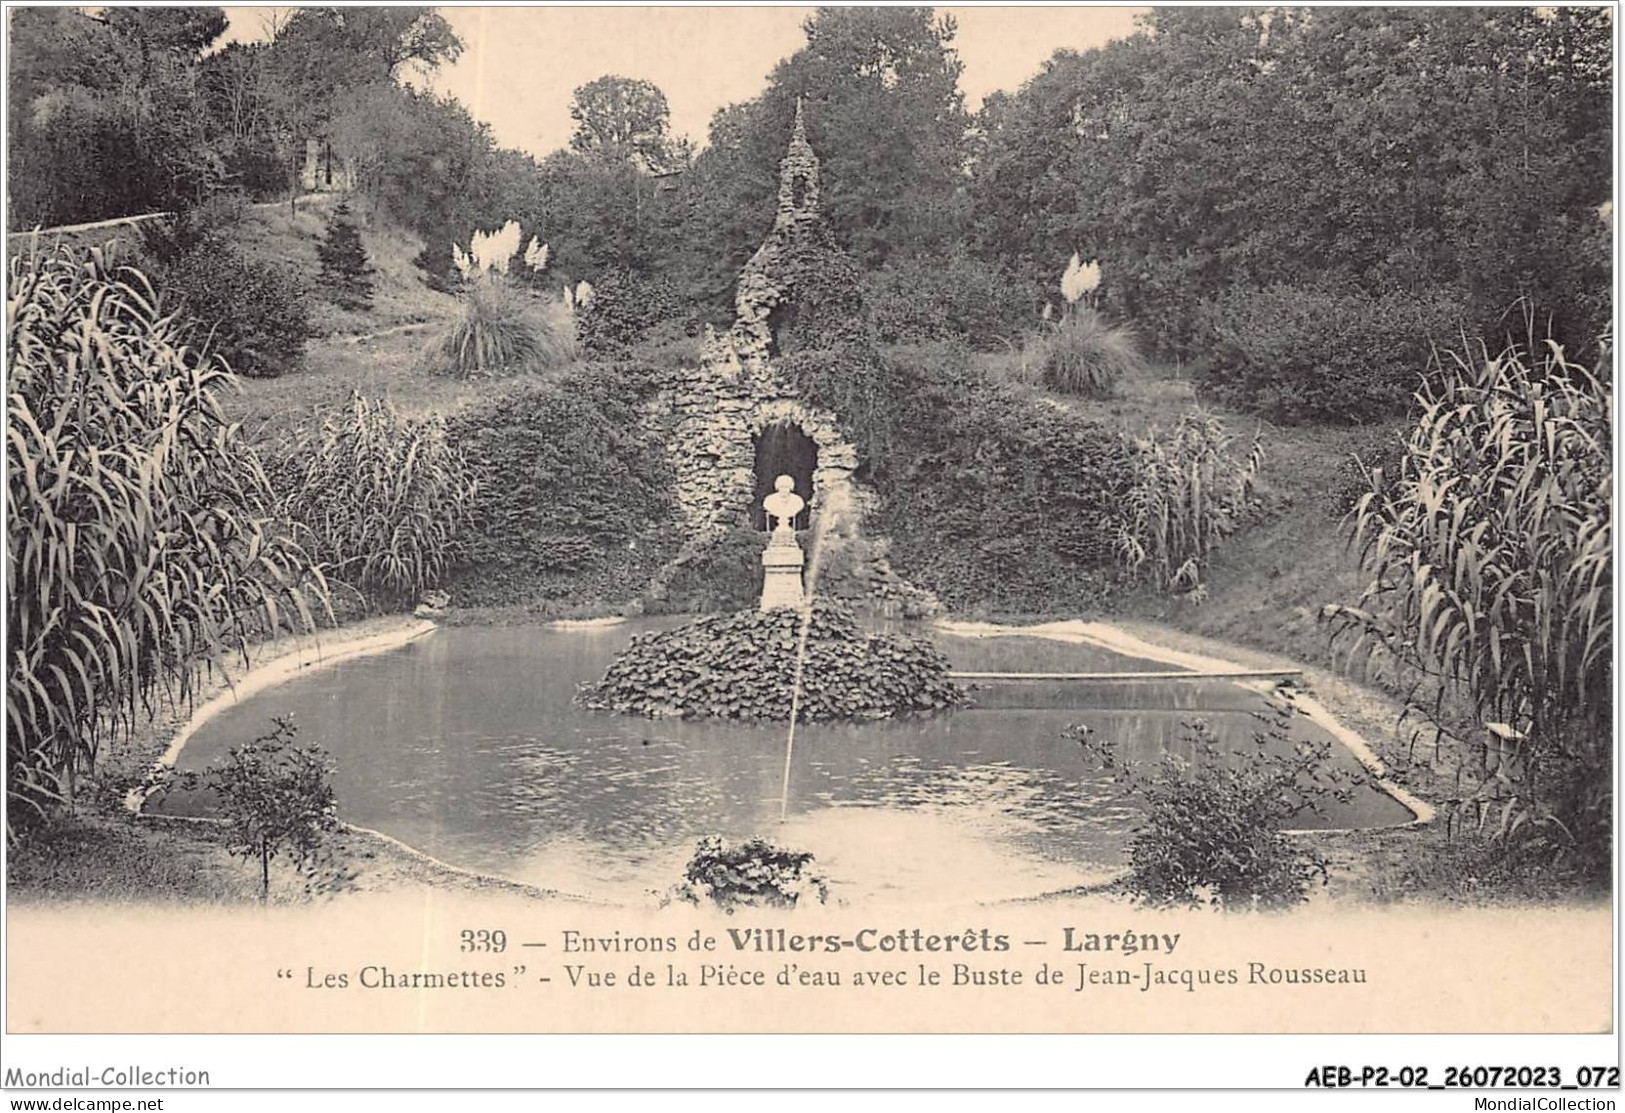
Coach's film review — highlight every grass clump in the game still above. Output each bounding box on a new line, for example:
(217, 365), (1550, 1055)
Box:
(1037, 306), (1147, 398)
(276, 392), (478, 612)
(6, 242), (327, 835)
(1119, 410), (1265, 598)
(424, 277), (567, 379)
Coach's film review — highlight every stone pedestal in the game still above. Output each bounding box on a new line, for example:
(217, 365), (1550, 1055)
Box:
(760, 529), (806, 611)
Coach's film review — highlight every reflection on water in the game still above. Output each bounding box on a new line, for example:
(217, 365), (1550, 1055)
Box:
(153, 622), (1414, 904)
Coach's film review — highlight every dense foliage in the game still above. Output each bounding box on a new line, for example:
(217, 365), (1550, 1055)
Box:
(574, 269), (690, 354)
(6, 244), (326, 833)
(155, 238), (313, 378)
(579, 600), (967, 722)
(863, 253), (1037, 351)
(1197, 284), (1467, 423)
(445, 367), (676, 606)
(666, 836), (830, 912)
(1327, 339), (1612, 878)
(653, 525), (765, 614)
(7, 8), (229, 228)
(971, 7), (1611, 361)
(275, 393), (478, 612)
(7, 8), (463, 228)
(877, 343), (1135, 613)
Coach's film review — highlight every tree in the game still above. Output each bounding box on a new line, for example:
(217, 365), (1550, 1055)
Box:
(6, 7), (228, 227)
(676, 5), (972, 300)
(968, 7), (1613, 359)
(258, 7), (465, 210)
(317, 199), (376, 309)
(200, 718), (342, 900)
(569, 75), (679, 172)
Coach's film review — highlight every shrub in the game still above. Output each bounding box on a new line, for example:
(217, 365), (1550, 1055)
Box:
(424, 277), (564, 379)
(574, 268), (691, 354)
(1036, 306), (1147, 398)
(1198, 283), (1467, 423)
(653, 525), (764, 614)
(156, 240), (313, 378)
(445, 367), (676, 606)
(579, 599), (967, 722)
(1323, 424), (1408, 520)
(878, 342), (1136, 613)
(1118, 410), (1265, 597)
(275, 393), (479, 612)
(1326, 339), (1611, 880)
(1073, 708), (1357, 909)
(316, 200), (376, 311)
(665, 836), (830, 913)
(191, 717), (343, 901)
(137, 193), (251, 267)
(6, 243), (327, 834)
(863, 253), (1038, 351)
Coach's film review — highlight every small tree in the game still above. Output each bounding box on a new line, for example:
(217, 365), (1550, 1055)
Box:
(316, 200), (376, 310)
(202, 718), (342, 900)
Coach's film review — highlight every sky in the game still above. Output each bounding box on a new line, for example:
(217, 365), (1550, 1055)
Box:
(219, 5), (1147, 157)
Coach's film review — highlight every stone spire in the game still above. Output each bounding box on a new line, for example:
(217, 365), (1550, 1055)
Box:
(773, 97), (820, 232)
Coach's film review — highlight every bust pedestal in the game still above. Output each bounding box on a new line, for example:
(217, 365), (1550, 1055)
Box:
(760, 527), (806, 611)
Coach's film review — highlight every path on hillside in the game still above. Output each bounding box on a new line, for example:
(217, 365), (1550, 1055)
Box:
(6, 192), (338, 242)
(330, 321), (439, 346)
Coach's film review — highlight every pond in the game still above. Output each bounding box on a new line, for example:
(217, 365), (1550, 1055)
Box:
(151, 620), (1417, 906)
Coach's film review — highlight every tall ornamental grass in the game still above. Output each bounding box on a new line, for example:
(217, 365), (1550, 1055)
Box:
(277, 393), (478, 612)
(1326, 339), (1611, 876)
(426, 222), (571, 379)
(425, 276), (552, 379)
(1118, 411), (1265, 597)
(1038, 306), (1148, 397)
(6, 242), (327, 834)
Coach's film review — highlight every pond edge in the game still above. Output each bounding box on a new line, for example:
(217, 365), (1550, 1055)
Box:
(124, 619), (441, 816)
(933, 618), (1436, 831)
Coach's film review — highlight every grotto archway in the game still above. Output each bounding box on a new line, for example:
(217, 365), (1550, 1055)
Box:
(752, 422), (817, 531)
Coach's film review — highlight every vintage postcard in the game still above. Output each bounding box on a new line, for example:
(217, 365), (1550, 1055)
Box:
(3, 2), (1616, 1098)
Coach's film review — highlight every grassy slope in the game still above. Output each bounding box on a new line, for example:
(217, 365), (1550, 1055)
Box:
(218, 201), (583, 442)
(988, 353), (1395, 669)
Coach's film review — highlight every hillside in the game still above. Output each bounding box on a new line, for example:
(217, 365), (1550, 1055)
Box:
(206, 203), (1390, 679)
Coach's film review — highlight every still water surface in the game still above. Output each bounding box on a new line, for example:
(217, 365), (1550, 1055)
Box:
(154, 622), (1414, 905)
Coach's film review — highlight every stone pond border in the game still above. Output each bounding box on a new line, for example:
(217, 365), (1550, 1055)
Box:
(933, 618), (1436, 834)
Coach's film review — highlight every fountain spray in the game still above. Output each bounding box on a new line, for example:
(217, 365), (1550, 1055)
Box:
(778, 503), (836, 823)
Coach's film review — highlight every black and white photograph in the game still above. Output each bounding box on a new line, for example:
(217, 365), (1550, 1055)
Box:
(1, 1), (1616, 1101)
